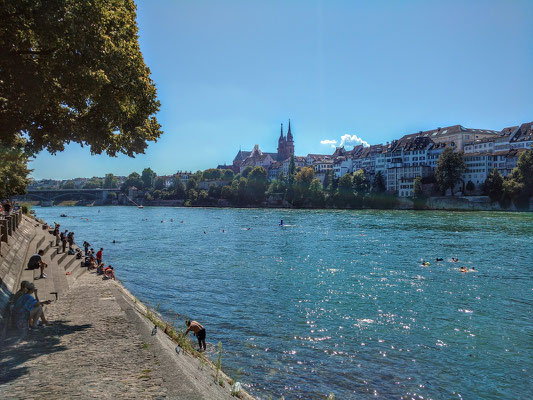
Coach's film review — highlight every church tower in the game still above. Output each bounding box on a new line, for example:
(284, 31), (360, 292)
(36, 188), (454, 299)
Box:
(286, 119), (294, 157)
(276, 120), (295, 161)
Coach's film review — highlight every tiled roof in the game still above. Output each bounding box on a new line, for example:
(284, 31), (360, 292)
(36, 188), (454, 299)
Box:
(307, 153), (333, 160)
(234, 150), (251, 162)
(500, 126), (519, 137)
(510, 122), (533, 143)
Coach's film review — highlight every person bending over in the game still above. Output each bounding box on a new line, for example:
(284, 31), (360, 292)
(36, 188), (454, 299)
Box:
(28, 250), (48, 279)
(185, 320), (206, 351)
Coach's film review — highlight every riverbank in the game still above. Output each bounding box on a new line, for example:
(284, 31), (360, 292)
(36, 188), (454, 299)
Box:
(27, 194), (532, 212)
(0, 216), (254, 399)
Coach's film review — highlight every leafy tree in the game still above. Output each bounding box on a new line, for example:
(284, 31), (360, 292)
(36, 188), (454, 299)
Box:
(82, 177), (103, 189)
(0, 0), (161, 156)
(103, 173), (119, 189)
(197, 190), (209, 204)
(309, 178), (325, 207)
(187, 189), (198, 203)
(515, 150), (533, 197)
(231, 177), (248, 204)
(498, 150), (532, 209)
(241, 166), (253, 178)
(154, 176), (166, 190)
(434, 148), (465, 195)
(202, 168), (222, 181)
(267, 178), (287, 196)
(221, 185), (233, 200)
(122, 172), (143, 190)
(246, 167), (268, 204)
(208, 184), (222, 199)
(221, 169), (234, 181)
(61, 180), (77, 189)
(186, 176), (198, 191)
(501, 176), (523, 208)
(336, 173), (354, 207)
(171, 178), (186, 199)
(413, 176), (424, 198)
(288, 155), (296, 185)
(372, 171), (386, 193)
(292, 167), (315, 205)
(465, 180), (475, 193)
(352, 169), (370, 195)
(141, 168), (156, 189)
(0, 144), (31, 198)
(144, 192), (154, 201)
(107, 191), (117, 200)
(484, 168), (504, 202)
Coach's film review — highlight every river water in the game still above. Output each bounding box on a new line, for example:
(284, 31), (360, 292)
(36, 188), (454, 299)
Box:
(35, 206), (532, 399)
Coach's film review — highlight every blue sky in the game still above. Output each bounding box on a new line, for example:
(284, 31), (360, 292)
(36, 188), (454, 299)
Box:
(31, 0), (533, 179)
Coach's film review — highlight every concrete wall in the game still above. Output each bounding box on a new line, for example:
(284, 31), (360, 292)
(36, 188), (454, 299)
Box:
(0, 214), (36, 339)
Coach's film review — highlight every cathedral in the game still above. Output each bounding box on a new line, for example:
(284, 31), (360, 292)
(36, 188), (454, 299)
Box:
(277, 120), (295, 161)
(231, 120), (295, 172)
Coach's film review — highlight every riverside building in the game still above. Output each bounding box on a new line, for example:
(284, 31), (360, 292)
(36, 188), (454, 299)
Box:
(225, 120), (532, 197)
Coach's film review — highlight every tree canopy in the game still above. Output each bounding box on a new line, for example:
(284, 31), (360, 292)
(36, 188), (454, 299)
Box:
(103, 173), (119, 189)
(0, 0), (162, 156)
(0, 143), (31, 198)
(141, 168), (156, 189)
(435, 148), (465, 195)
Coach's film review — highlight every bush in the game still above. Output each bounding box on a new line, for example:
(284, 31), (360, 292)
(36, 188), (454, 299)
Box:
(21, 204), (30, 215)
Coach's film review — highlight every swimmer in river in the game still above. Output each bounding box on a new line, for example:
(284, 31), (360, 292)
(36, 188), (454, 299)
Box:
(460, 266), (467, 273)
(246, 227), (251, 230)
(112, 240), (116, 244)
(452, 257), (459, 263)
(170, 219), (174, 222)
(435, 257), (443, 262)
(279, 219), (283, 226)
(204, 231), (206, 234)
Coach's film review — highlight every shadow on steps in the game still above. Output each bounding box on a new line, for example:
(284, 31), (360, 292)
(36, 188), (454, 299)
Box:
(0, 320), (92, 385)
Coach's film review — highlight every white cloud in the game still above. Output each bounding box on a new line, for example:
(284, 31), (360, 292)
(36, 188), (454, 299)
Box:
(320, 139), (337, 145)
(340, 133), (369, 148)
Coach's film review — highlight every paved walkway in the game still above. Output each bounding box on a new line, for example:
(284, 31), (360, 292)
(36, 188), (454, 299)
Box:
(0, 226), (247, 399)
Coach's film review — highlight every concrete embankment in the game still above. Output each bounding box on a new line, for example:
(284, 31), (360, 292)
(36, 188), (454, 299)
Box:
(0, 216), (254, 399)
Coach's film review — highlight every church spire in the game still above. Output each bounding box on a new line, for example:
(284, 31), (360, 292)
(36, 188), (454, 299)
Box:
(287, 119), (293, 141)
(280, 123), (284, 140)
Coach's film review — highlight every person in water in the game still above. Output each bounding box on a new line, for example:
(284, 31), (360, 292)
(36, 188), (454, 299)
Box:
(435, 257), (443, 262)
(460, 266), (467, 273)
(185, 320), (206, 351)
(452, 257), (459, 263)
(280, 219), (283, 226)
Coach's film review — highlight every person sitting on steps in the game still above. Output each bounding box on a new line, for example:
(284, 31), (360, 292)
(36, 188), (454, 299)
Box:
(28, 250), (48, 279)
(103, 265), (116, 280)
(12, 283), (51, 330)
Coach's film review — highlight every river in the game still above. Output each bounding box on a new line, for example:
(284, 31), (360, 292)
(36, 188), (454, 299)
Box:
(35, 206), (533, 399)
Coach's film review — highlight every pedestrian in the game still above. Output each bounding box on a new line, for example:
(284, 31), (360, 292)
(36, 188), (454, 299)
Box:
(96, 248), (103, 264)
(185, 320), (206, 351)
(61, 230), (68, 253)
(67, 231), (74, 250)
(83, 241), (90, 256)
(55, 226), (60, 247)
